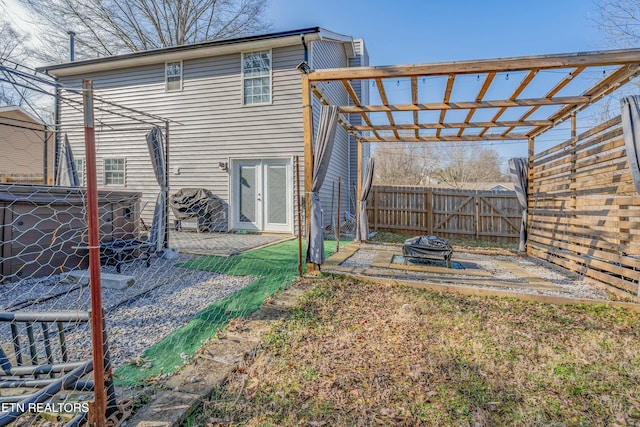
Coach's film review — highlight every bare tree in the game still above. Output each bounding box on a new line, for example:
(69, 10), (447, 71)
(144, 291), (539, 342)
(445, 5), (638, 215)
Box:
(434, 145), (506, 189)
(373, 143), (438, 185)
(587, 0), (640, 124)
(373, 142), (506, 188)
(594, 0), (640, 48)
(0, 15), (33, 107)
(18, 0), (272, 63)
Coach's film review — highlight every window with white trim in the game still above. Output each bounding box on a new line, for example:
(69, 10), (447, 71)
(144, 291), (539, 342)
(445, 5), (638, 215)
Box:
(242, 50), (271, 105)
(104, 158), (125, 186)
(166, 61), (182, 91)
(74, 158), (85, 186)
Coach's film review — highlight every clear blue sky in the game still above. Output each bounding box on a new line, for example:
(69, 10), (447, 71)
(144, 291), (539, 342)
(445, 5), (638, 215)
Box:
(267, 1), (608, 162)
(267, 0), (605, 65)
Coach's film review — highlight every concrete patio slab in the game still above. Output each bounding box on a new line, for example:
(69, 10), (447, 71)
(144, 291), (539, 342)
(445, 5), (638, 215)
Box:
(169, 230), (292, 256)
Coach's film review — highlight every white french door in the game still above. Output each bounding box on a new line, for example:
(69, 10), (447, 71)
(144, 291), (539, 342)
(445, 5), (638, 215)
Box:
(233, 158), (291, 232)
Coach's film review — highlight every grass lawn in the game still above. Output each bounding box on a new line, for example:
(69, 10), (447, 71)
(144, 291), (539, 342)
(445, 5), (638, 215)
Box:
(189, 276), (640, 426)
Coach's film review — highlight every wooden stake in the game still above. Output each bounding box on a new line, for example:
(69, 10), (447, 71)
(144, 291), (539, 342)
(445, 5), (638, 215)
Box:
(337, 176), (341, 252)
(356, 140), (363, 242)
(295, 156), (303, 277)
(302, 73), (315, 272)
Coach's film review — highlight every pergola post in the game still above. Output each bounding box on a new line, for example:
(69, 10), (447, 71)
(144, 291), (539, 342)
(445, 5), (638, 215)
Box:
(355, 139), (363, 242)
(571, 113), (577, 209)
(301, 73), (315, 272)
(527, 137), (535, 256)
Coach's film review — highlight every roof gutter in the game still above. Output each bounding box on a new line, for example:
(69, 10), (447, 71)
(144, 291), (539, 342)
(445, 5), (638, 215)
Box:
(39, 28), (323, 77)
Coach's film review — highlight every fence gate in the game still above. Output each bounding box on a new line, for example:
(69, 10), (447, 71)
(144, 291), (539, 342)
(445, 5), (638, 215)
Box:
(368, 186), (522, 243)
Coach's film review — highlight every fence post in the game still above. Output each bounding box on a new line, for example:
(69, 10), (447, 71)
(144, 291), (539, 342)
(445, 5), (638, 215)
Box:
(373, 187), (378, 231)
(426, 187), (433, 235)
(474, 193), (480, 240)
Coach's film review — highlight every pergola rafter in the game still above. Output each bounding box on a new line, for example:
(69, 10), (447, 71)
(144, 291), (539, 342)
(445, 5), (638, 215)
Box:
(338, 96), (591, 114)
(459, 72), (495, 138)
(480, 69), (538, 137)
(501, 66), (587, 137)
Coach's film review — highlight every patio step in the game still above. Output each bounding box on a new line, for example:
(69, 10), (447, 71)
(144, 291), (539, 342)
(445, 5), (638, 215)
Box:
(61, 270), (135, 290)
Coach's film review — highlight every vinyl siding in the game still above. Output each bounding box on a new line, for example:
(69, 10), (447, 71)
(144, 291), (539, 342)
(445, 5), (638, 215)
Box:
(349, 39), (370, 196)
(310, 40), (350, 227)
(58, 44), (309, 230)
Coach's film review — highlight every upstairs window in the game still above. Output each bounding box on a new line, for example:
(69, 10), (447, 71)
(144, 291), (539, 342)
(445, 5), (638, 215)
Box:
(166, 61), (182, 91)
(242, 50), (271, 105)
(104, 158), (125, 186)
(74, 158), (85, 186)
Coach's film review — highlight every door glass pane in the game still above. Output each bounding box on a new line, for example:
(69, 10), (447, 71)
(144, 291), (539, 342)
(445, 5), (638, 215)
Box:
(239, 165), (256, 223)
(267, 164), (286, 224)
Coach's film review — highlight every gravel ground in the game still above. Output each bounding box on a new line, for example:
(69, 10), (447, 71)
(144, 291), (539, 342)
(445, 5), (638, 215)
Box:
(336, 244), (612, 300)
(0, 253), (254, 368)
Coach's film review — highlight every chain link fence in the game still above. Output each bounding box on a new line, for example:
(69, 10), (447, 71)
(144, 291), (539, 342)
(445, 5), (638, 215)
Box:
(0, 69), (356, 424)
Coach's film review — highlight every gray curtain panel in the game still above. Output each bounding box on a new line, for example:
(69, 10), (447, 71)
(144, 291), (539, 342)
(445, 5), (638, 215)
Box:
(355, 156), (375, 241)
(621, 96), (640, 194)
(56, 134), (80, 187)
(146, 126), (167, 252)
(306, 105), (339, 265)
(508, 157), (528, 252)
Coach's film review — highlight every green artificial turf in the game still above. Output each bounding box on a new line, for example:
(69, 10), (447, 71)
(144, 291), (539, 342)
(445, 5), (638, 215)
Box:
(115, 239), (341, 385)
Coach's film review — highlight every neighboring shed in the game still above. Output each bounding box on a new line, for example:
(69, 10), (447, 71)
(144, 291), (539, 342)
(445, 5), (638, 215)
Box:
(0, 106), (53, 184)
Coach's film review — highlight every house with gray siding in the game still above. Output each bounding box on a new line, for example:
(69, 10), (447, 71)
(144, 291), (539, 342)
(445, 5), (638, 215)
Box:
(38, 28), (369, 234)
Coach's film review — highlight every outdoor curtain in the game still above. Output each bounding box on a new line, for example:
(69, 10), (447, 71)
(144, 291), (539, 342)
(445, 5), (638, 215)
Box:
(355, 156), (375, 241)
(508, 158), (528, 252)
(146, 126), (167, 253)
(306, 105), (339, 265)
(621, 96), (640, 194)
(56, 134), (79, 187)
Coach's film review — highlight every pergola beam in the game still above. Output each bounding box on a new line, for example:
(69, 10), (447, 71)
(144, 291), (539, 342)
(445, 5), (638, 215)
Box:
(351, 120), (552, 131)
(362, 134), (529, 143)
(339, 95), (592, 114)
(307, 48), (640, 81)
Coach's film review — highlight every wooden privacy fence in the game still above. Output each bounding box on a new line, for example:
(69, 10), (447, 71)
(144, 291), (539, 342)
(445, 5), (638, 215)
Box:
(529, 116), (640, 297)
(366, 185), (522, 242)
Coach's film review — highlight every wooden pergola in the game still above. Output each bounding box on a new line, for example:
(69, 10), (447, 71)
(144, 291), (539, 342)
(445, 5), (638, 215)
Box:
(301, 48), (640, 261)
